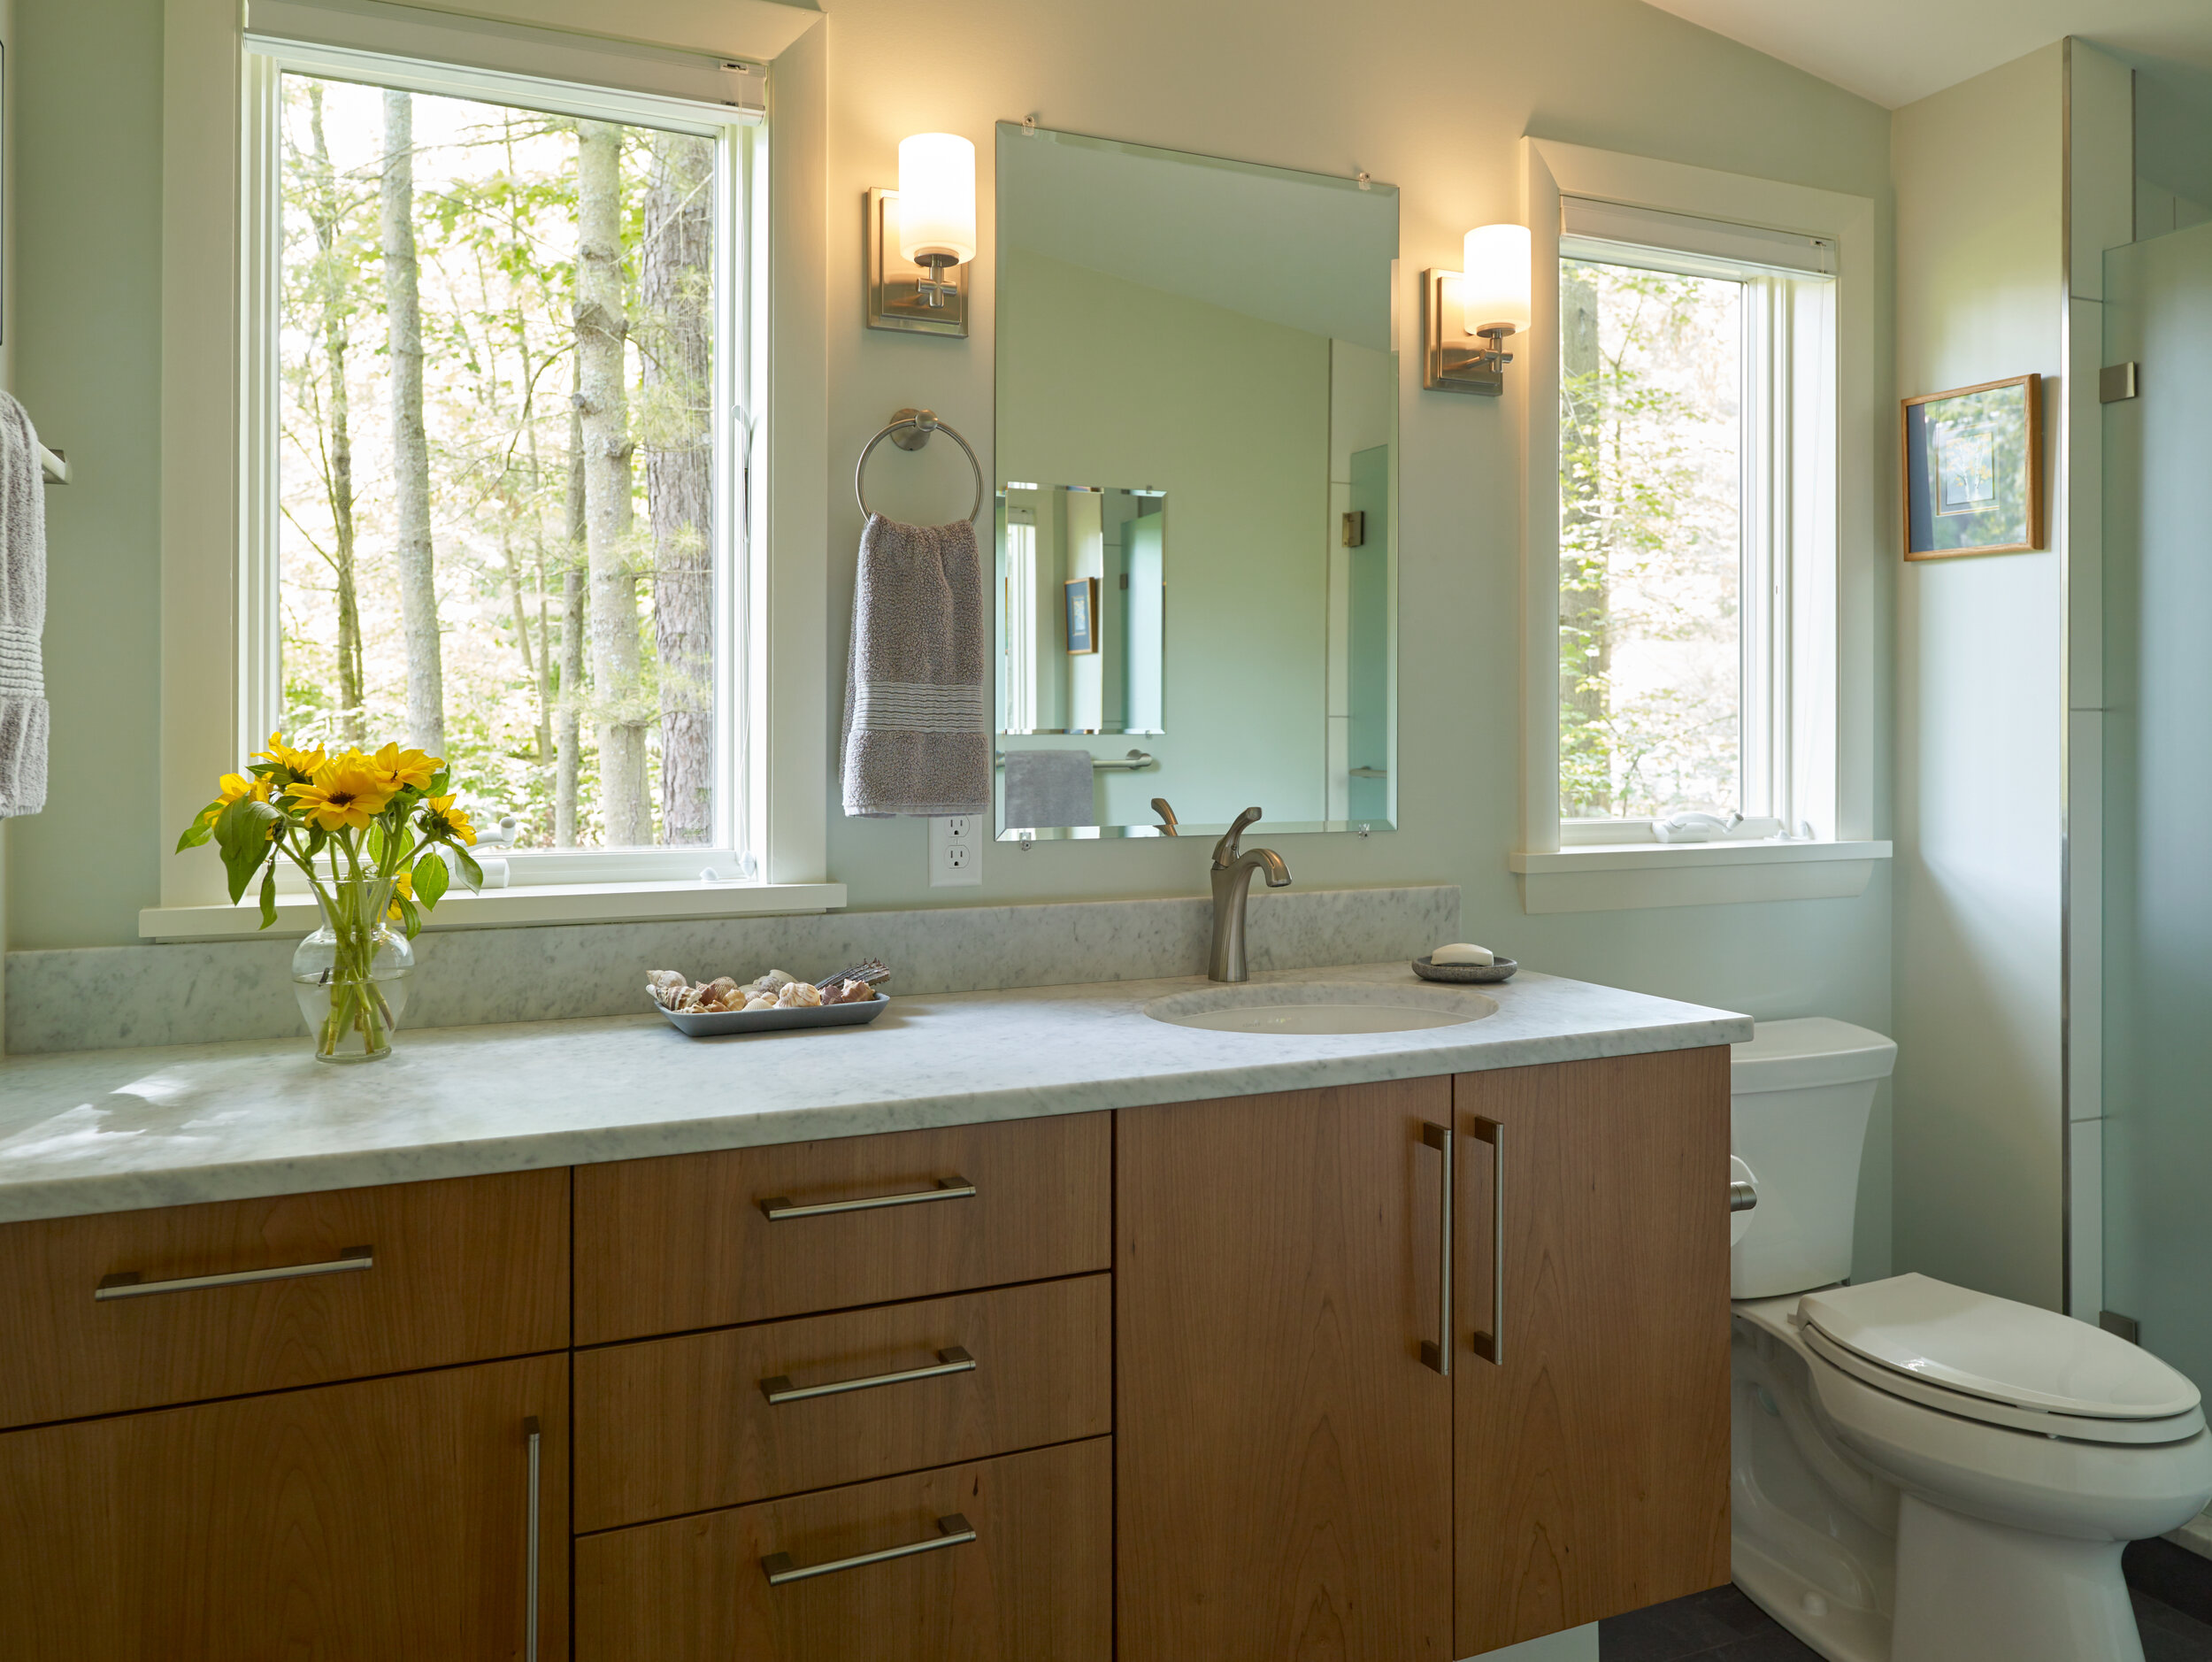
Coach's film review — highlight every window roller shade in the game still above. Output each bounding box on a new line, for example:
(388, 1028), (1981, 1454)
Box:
(1560, 196), (1835, 281)
(247, 0), (766, 124)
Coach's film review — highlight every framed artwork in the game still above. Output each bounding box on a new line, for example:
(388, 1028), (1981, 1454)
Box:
(1064, 576), (1099, 655)
(1901, 373), (2043, 559)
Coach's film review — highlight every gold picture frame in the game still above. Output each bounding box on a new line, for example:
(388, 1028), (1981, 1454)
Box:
(1901, 373), (2044, 560)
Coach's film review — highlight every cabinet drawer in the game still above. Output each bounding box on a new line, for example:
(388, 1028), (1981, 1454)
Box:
(573, 1114), (1110, 1343)
(0, 1170), (570, 1428)
(0, 1351), (567, 1662)
(575, 1437), (1111, 1662)
(575, 1274), (1111, 1530)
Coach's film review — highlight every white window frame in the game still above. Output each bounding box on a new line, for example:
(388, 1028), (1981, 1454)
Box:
(1511, 139), (1889, 912)
(150, 0), (837, 938)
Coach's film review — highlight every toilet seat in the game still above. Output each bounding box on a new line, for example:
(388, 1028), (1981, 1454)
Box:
(1797, 1274), (2204, 1445)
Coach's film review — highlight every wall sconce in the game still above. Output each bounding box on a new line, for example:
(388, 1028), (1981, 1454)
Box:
(865, 133), (976, 338)
(1423, 223), (1532, 396)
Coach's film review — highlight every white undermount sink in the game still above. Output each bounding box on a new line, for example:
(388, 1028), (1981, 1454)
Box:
(1143, 981), (1498, 1035)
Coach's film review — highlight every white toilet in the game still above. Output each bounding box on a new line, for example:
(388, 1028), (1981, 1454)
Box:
(1728, 1018), (2212, 1662)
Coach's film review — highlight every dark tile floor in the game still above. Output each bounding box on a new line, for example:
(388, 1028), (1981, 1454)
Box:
(1599, 1541), (2212, 1661)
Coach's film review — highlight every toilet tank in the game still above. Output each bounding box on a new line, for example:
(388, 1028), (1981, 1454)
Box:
(1732, 1018), (1898, 1300)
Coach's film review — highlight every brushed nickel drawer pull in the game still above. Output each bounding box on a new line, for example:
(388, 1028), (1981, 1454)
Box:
(762, 1346), (977, 1404)
(1420, 1121), (1453, 1377)
(758, 1176), (975, 1220)
(523, 1416), (541, 1662)
(763, 1512), (976, 1585)
(1472, 1117), (1503, 1366)
(94, 1245), (373, 1301)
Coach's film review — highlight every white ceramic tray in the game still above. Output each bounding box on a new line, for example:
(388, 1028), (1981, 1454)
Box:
(655, 991), (891, 1038)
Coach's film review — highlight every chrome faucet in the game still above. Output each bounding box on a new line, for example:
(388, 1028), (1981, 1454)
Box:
(1209, 806), (1293, 982)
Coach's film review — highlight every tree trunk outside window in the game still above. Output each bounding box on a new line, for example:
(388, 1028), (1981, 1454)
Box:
(382, 88), (444, 760)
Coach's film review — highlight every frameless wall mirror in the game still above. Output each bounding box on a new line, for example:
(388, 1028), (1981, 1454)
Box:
(993, 122), (1399, 840)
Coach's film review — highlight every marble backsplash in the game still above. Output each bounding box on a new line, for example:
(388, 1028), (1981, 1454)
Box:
(4, 885), (1460, 1055)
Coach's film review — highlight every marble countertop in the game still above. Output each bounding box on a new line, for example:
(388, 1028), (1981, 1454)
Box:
(0, 963), (1750, 1223)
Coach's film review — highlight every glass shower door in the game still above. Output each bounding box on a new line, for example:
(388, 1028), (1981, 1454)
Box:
(2101, 219), (2212, 1394)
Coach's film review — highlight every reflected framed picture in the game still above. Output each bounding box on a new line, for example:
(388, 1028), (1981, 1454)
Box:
(1901, 373), (2043, 559)
(1064, 576), (1099, 655)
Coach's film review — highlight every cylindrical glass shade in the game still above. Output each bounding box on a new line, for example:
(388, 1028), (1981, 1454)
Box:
(898, 133), (977, 265)
(1462, 223), (1532, 336)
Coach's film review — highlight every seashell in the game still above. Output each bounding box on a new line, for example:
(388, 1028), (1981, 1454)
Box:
(764, 969), (796, 989)
(742, 995), (778, 1012)
(827, 979), (874, 1004)
(776, 980), (823, 1009)
(647, 970), (690, 1009)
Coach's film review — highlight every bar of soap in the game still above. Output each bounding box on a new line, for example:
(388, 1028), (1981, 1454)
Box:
(1432, 943), (1494, 966)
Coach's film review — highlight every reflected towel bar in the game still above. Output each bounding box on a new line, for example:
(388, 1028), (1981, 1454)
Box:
(995, 749), (1156, 772)
(39, 445), (67, 485)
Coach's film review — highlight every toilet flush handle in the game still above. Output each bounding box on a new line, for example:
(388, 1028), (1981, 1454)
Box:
(1730, 1182), (1758, 1213)
(1729, 1156), (1758, 1250)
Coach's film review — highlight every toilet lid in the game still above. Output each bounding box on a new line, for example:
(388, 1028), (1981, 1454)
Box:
(1799, 1273), (2201, 1420)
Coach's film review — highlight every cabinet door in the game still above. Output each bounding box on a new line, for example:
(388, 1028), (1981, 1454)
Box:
(1118, 1081), (1455, 1662)
(0, 1353), (567, 1662)
(1454, 1049), (1732, 1656)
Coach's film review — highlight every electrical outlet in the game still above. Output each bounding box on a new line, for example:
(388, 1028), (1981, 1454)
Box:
(929, 815), (982, 888)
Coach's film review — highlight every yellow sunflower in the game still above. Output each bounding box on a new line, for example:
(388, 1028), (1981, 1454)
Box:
(253, 731), (326, 778)
(199, 771), (270, 828)
(372, 742), (441, 794)
(420, 794), (477, 846)
(286, 754), (397, 833)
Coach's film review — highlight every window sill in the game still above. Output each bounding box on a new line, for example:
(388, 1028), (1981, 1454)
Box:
(1508, 840), (1892, 914)
(138, 881), (849, 943)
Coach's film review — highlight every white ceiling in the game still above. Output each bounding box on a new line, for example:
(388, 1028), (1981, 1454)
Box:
(1636, 0), (2212, 108)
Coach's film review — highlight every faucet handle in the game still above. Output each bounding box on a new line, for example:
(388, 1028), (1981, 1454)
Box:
(1150, 797), (1179, 836)
(1213, 805), (1263, 868)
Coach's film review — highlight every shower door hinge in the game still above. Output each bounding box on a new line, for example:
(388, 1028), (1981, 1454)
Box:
(2100, 1309), (2141, 1344)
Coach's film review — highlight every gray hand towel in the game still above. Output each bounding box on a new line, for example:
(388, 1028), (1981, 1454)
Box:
(0, 395), (48, 818)
(1003, 749), (1095, 830)
(841, 513), (990, 817)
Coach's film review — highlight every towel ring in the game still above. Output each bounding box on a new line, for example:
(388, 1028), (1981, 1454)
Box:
(856, 408), (985, 525)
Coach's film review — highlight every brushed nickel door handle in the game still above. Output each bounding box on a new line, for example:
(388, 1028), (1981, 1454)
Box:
(1472, 1117), (1503, 1365)
(758, 1176), (975, 1220)
(1420, 1120), (1453, 1376)
(523, 1415), (541, 1662)
(761, 1346), (977, 1404)
(94, 1245), (373, 1301)
(762, 1512), (977, 1585)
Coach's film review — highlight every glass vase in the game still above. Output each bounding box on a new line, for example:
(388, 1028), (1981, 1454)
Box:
(291, 878), (414, 1063)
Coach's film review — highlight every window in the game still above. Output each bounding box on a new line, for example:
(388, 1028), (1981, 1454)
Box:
(1554, 196), (1836, 847)
(245, 30), (764, 887)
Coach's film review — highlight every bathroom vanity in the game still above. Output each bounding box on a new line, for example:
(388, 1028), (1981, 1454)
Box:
(0, 966), (1744, 1660)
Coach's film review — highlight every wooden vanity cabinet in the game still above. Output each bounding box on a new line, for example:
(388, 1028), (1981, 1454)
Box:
(1453, 1049), (1733, 1655)
(0, 1353), (567, 1662)
(1116, 1079), (1456, 1662)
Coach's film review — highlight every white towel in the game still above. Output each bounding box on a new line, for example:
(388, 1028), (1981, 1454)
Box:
(1003, 749), (1095, 830)
(841, 514), (990, 817)
(0, 396), (48, 818)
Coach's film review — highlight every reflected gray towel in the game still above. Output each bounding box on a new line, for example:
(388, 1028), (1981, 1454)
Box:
(1003, 749), (1094, 830)
(841, 513), (990, 817)
(0, 395), (47, 818)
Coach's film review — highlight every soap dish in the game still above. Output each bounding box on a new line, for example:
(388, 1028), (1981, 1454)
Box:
(1412, 955), (1517, 984)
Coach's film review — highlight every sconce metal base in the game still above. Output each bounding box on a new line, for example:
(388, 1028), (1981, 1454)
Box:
(1422, 268), (1503, 396)
(866, 189), (969, 338)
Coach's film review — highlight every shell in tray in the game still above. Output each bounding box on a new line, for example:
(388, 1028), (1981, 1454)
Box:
(1411, 955), (1517, 984)
(657, 991), (892, 1037)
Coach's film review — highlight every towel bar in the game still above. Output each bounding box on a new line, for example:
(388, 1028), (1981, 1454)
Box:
(856, 408), (983, 524)
(995, 749), (1156, 773)
(38, 444), (67, 485)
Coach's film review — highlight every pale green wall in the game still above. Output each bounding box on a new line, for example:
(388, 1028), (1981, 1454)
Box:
(1891, 44), (2067, 1311)
(998, 248), (1331, 827)
(12, 0), (165, 950)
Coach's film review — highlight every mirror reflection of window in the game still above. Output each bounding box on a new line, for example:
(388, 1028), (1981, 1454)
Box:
(994, 122), (1398, 839)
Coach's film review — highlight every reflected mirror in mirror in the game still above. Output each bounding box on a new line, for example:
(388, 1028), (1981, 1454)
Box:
(994, 123), (1398, 841)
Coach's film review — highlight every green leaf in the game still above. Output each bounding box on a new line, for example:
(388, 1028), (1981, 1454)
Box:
(413, 850), (449, 909)
(393, 890), (423, 940)
(452, 843), (484, 892)
(427, 770), (451, 797)
(175, 804), (223, 853)
(258, 865), (278, 930)
(213, 797), (284, 904)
